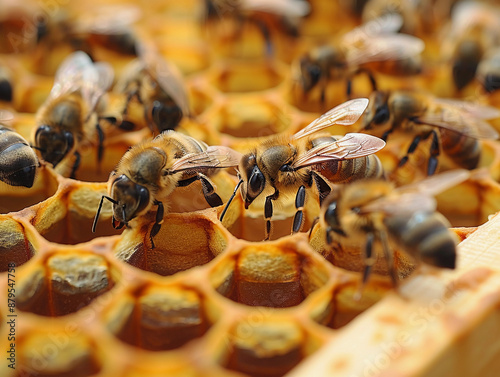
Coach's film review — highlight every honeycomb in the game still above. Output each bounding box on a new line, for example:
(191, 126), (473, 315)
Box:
(1, 0), (500, 376)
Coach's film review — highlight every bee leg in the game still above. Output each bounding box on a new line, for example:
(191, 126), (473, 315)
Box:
(149, 200), (164, 249)
(364, 68), (378, 92)
(70, 151), (81, 180)
(311, 171), (331, 205)
(96, 122), (105, 163)
(220, 178), (243, 222)
(92, 195), (118, 233)
(398, 134), (422, 168)
(254, 19), (273, 57)
(292, 185), (306, 234)
(378, 230), (398, 288)
(198, 174), (223, 207)
(356, 232), (376, 300)
(346, 68), (377, 99)
(264, 189), (280, 241)
(381, 129), (393, 142)
(426, 130), (440, 176)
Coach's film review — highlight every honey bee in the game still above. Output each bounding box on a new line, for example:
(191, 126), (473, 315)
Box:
(361, 90), (500, 175)
(33, 51), (114, 178)
(294, 13), (424, 105)
(92, 130), (241, 248)
(34, 4), (140, 60)
(0, 112), (39, 188)
(205, 0), (310, 55)
(445, 1), (500, 91)
(220, 98), (386, 240)
(319, 169), (470, 288)
(109, 44), (189, 134)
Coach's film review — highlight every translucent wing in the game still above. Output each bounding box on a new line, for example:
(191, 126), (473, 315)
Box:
(48, 51), (94, 100)
(292, 98), (369, 139)
(138, 43), (190, 117)
(48, 51), (114, 113)
(0, 109), (14, 122)
(76, 5), (141, 34)
(240, 0), (310, 18)
(360, 169), (470, 215)
(360, 192), (437, 216)
(395, 169), (470, 197)
(414, 99), (500, 139)
(342, 13), (404, 45)
(169, 146), (242, 172)
(291, 133), (385, 169)
(345, 34), (425, 67)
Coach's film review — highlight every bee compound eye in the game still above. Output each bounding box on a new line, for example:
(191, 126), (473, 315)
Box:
(135, 185), (150, 214)
(248, 165), (265, 197)
(372, 102), (390, 125)
(35, 125), (51, 141)
(324, 200), (346, 236)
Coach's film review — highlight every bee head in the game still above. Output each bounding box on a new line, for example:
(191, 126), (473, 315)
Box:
(151, 100), (183, 133)
(110, 174), (150, 226)
(240, 153), (265, 209)
(323, 197), (347, 240)
(34, 125), (74, 167)
(299, 55), (322, 92)
(362, 91), (390, 130)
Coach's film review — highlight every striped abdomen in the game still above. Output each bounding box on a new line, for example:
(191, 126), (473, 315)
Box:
(384, 211), (456, 269)
(0, 125), (38, 188)
(440, 129), (481, 170)
(310, 136), (385, 183)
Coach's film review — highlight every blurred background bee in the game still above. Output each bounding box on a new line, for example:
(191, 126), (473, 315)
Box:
(31, 4), (141, 75)
(33, 51), (114, 179)
(292, 13), (424, 108)
(107, 44), (190, 134)
(319, 169), (470, 291)
(442, 1), (500, 92)
(220, 98), (386, 240)
(360, 90), (500, 176)
(0, 110), (39, 188)
(92, 130), (241, 248)
(204, 0), (310, 56)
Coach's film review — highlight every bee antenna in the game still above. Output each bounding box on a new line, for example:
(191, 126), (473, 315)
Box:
(92, 195), (118, 233)
(220, 178), (243, 222)
(30, 145), (45, 153)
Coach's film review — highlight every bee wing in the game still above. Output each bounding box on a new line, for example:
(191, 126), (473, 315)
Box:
(240, 0), (310, 18)
(342, 13), (404, 45)
(48, 51), (94, 100)
(48, 51), (114, 112)
(291, 133), (385, 169)
(345, 34), (425, 67)
(169, 146), (242, 173)
(395, 169), (471, 197)
(362, 169), (470, 215)
(292, 98), (369, 139)
(0, 109), (14, 122)
(138, 43), (190, 117)
(414, 100), (500, 139)
(75, 5), (141, 34)
(360, 192), (437, 216)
